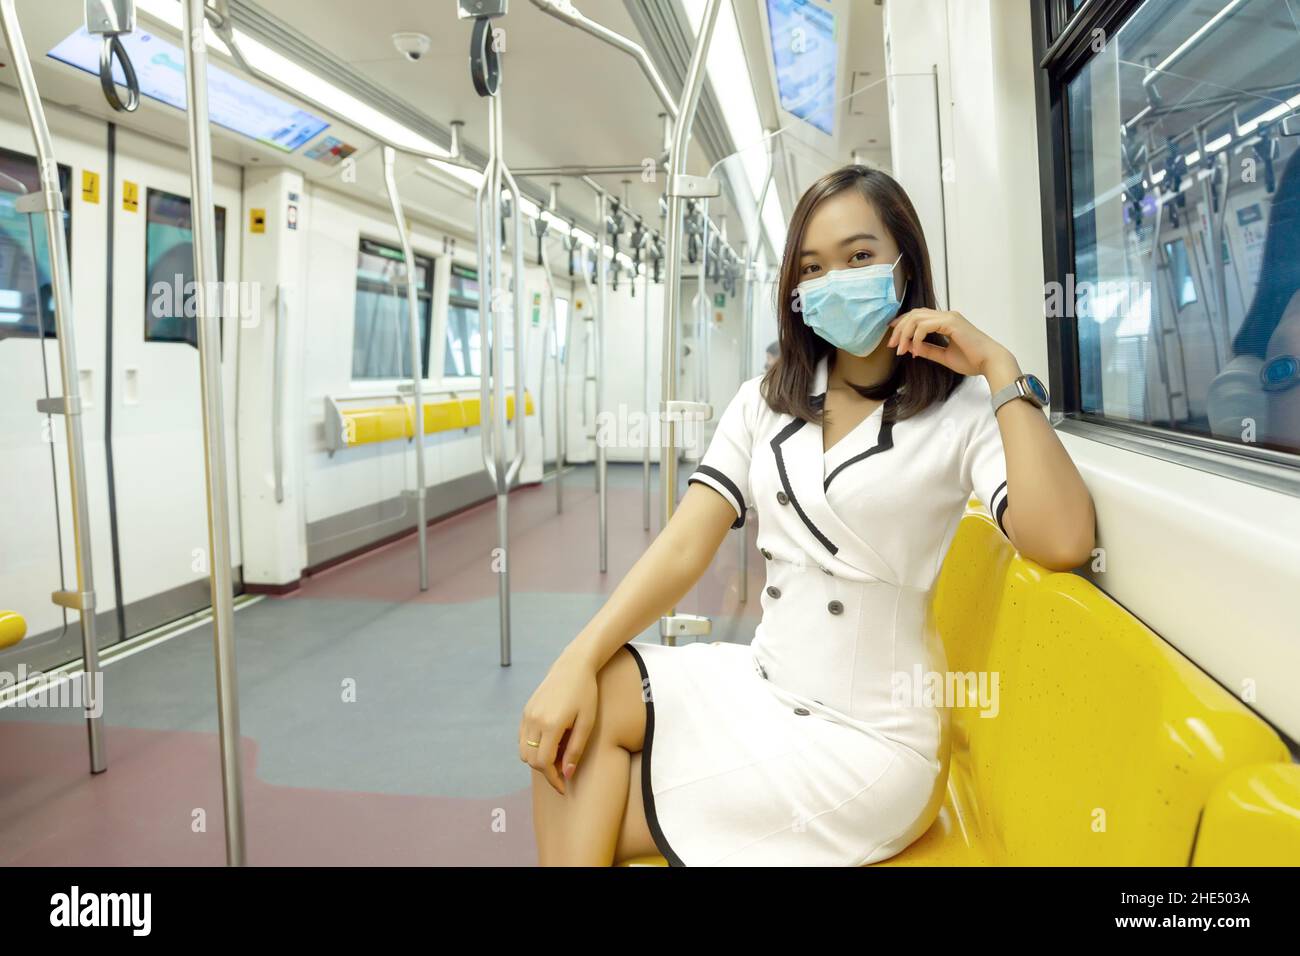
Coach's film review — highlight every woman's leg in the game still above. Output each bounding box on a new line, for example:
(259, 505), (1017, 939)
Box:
(532, 646), (653, 865)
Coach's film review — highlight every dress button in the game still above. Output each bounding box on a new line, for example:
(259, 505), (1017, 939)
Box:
(760, 548), (773, 560)
(828, 600), (844, 615)
(766, 585), (781, 599)
(776, 491), (789, 505)
(793, 707), (810, 716)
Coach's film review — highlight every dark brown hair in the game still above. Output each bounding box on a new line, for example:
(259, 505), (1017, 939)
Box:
(760, 165), (963, 424)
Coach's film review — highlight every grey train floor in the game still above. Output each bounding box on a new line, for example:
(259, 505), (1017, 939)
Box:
(0, 463), (765, 865)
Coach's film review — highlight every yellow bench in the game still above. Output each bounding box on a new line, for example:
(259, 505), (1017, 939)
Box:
(1191, 763), (1300, 866)
(327, 391), (535, 451)
(0, 610), (25, 650)
(622, 510), (1293, 866)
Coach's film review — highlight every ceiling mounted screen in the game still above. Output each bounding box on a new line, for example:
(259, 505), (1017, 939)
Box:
(764, 0), (838, 136)
(48, 27), (329, 152)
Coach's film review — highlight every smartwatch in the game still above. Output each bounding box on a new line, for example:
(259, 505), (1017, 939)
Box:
(1260, 354), (1300, 392)
(991, 373), (1050, 415)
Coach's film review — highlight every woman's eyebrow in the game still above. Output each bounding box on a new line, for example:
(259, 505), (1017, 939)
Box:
(801, 232), (879, 257)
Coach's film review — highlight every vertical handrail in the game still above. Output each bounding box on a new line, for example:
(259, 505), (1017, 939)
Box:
(737, 152), (774, 604)
(180, 0), (245, 866)
(489, 96), (510, 665)
(473, 90), (524, 667)
(538, 230), (565, 512)
(659, 0), (723, 644)
(501, 165), (528, 487)
(0, 0), (106, 775)
(475, 154), (496, 489)
(594, 188), (608, 573)
(272, 284), (288, 504)
(642, 270), (651, 531)
(382, 146), (429, 591)
(698, 203), (710, 418)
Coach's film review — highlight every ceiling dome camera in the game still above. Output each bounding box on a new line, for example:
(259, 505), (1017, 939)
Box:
(392, 32), (432, 63)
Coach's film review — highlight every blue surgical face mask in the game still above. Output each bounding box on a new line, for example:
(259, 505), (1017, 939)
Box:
(796, 253), (907, 356)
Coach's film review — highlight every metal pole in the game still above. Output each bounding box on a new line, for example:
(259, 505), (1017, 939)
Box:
(489, 95), (511, 666)
(513, 163), (664, 177)
(528, 0), (680, 120)
(180, 0), (245, 866)
(539, 230), (565, 513)
(594, 189), (608, 574)
(698, 203), (710, 418)
(738, 248), (751, 604)
(659, 0), (723, 646)
(0, 0), (105, 775)
(382, 146), (429, 591)
(737, 156), (773, 604)
(642, 271), (651, 532)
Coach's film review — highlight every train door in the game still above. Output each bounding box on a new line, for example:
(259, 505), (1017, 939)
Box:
(0, 144), (103, 672)
(107, 129), (243, 637)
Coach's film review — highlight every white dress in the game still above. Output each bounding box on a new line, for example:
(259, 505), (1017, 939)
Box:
(626, 355), (1011, 866)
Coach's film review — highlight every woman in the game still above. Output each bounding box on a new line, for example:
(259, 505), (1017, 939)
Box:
(1208, 144), (1300, 451)
(521, 166), (1096, 866)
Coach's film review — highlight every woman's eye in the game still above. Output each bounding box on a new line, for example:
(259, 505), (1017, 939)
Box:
(849, 250), (873, 264)
(801, 264), (821, 276)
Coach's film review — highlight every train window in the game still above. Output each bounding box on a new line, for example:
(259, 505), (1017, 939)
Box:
(444, 263), (480, 377)
(0, 147), (72, 342)
(1059, 0), (1300, 458)
(352, 237), (433, 380)
(1163, 240), (1197, 308)
(144, 188), (228, 348)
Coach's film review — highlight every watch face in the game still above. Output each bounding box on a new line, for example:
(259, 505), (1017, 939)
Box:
(1023, 374), (1050, 406)
(1261, 355), (1300, 391)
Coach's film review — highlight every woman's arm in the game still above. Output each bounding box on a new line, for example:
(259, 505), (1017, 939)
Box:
(889, 308), (1097, 571)
(980, 351), (1097, 570)
(520, 483), (738, 793)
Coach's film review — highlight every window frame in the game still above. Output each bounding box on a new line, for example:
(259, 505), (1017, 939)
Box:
(352, 235), (436, 382)
(443, 261), (480, 380)
(143, 186), (228, 349)
(0, 146), (73, 342)
(1031, 0), (1300, 496)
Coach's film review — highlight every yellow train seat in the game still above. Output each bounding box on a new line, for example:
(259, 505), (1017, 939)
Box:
(1191, 763), (1300, 866)
(332, 391), (535, 450)
(0, 610), (26, 650)
(620, 509), (1291, 867)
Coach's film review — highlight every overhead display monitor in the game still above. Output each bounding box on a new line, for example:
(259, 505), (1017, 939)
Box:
(48, 27), (329, 153)
(764, 0), (838, 137)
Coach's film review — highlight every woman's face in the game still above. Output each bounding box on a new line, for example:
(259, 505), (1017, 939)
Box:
(798, 188), (907, 300)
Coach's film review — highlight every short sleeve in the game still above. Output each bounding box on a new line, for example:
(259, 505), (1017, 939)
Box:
(686, 379), (758, 529)
(958, 377), (1011, 538)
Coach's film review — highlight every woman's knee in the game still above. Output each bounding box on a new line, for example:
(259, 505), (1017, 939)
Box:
(593, 647), (647, 751)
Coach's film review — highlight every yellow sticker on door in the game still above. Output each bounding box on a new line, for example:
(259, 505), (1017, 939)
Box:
(250, 208), (266, 233)
(81, 170), (100, 204)
(122, 180), (139, 213)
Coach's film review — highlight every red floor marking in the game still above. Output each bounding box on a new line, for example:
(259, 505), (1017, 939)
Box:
(0, 722), (535, 866)
(291, 482), (766, 619)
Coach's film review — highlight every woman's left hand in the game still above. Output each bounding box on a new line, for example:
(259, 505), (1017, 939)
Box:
(886, 308), (1012, 378)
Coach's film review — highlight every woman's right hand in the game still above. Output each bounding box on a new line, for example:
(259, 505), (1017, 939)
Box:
(519, 648), (599, 795)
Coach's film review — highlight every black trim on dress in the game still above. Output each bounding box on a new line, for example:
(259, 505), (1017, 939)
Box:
(823, 396), (899, 492)
(622, 643), (686, 867)
(688, 465), (746, 528)
(770, 418), (839, 556)
(990, 479), (1011, 537)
